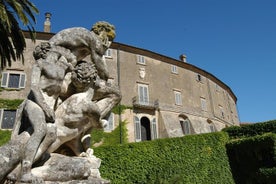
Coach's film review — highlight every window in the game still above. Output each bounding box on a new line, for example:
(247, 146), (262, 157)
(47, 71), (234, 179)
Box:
(196, 74), (204, 83)
(0, 109), (17, 129)
(201, 97), (207, 111)
(210, 124), (216, 132)
(215, 84), (220, 92)
(104, 49), (112, 58)
(180, 118), (191, 135)
(103, 113), (114, 132)
(219, 105), (225, 119)
(171, 65), (178, 74)
(138, 84), (149, 105)
(1, 72), (26, 89)
(137, 55), (146, 65)
(174, 91), (182, 105)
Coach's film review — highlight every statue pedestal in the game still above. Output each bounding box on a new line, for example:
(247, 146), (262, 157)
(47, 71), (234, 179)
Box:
(4, 153), (110, 184)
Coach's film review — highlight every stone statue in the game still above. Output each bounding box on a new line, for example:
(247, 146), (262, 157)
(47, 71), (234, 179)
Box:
(0, 21), (121, 184)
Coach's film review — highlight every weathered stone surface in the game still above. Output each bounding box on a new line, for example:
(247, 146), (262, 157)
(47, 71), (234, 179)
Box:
(0, 21), (120, 183)
(0, 132), (29, 181)
(31, 153), (101, 181)
(10, 178), (110, 184)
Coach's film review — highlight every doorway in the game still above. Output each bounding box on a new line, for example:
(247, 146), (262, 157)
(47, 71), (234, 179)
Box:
(140, 117), (151, 141)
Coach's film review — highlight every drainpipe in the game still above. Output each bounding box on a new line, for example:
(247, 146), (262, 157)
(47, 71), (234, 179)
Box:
(117, 46), (122, 144)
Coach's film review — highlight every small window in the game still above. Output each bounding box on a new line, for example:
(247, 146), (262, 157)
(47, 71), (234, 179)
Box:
(215, 84), (220, 92)
(210, 124), (216, 132)
(201, 97), (207, 111)
(174, 91), (182, 106)
(180, 118), (191, 135)
(171, 65), (178, 74)
(104, 49), (112, 58)
(137, 55), (146, 65)
(104, 113), (114, 132)
(1, 72), (26, 89)
(0, 109), (17, 129)
(219, 105), (225, 119)
(196, 74), (204, 83)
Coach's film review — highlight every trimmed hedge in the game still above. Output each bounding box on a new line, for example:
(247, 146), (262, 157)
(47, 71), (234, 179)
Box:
(223, 120), (276, 139)
(0, 129), (11, 146)
(0, 98), (24, 109)
(94, 132), (234, 184)
(256, 167), (276, 184)
(226, 133), (276, 184)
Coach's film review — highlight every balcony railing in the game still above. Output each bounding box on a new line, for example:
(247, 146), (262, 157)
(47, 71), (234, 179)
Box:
(132, 96), (159, 110)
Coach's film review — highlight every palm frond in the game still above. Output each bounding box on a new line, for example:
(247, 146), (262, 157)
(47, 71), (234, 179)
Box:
(0, 0), (39, 68)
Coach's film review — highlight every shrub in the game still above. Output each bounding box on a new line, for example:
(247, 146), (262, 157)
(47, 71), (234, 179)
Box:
(91, 120), (128, 147)
(223, 120), (276, 139)
(94, 132), (234, 184)
(226, 133), (276, 184)
(0, 98), (24, 109)
(0, 130), (11, 146)
(256, 167), (276, 184)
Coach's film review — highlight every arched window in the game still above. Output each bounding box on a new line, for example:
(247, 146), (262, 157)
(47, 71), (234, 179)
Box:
(207, 119), (216, 132)
(179, 115), (191, 135)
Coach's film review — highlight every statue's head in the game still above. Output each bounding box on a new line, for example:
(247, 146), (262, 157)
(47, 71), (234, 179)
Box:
(91, 21), (116, 42)
(71, 60), (98, 91)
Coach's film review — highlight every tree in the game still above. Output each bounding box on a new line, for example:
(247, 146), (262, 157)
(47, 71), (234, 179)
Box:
(0, 0), (39, 68)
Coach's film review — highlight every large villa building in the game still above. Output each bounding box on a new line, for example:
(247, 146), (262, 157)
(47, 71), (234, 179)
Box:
(0, 17), (240, 143)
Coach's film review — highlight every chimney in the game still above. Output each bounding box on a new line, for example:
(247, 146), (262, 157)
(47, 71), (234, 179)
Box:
(44, 12), (52, 33)
(179, 54), (187, 63)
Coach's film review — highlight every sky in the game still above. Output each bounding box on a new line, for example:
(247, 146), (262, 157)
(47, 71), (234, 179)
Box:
(27, 0), (276, 123)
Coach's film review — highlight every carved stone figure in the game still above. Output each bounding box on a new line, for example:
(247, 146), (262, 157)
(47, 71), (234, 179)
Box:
(0, 21), (121, 184)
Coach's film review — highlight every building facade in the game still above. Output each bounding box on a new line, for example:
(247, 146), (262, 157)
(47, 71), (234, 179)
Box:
(0, 31), (239, 143)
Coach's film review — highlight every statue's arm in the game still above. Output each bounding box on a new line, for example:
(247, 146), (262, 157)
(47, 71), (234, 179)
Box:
(90, 49), (109, 81)
(29, 64), (55, 123)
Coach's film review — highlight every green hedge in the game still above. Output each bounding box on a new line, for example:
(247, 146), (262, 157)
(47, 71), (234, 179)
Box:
(226, 133), (276, 184)
(0, 98), (24, 109)
(223, 120), (276, 139)
(94, 132), (234, 184)
(91, 120), (128, 147)
(256, 167), (276, 184)
(0, 129), (11, 146)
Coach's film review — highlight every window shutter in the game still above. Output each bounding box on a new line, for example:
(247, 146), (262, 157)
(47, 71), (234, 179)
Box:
(0, 109), (3, 128)
(143, 86), (148, 104)
(1, 72), (8, 87)
(108, 113), (114, 130)
(19, 73), (26, 88)
(134, 116), (141, 142)
(184, 120), (191, 135)
(139, 86), (144, 103)
(151, 118), (157, 140)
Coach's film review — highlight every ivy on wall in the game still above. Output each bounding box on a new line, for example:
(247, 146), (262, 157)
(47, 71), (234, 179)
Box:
(112, 104), (132, 115)
(91, 120), (128, 147)
(0, 98), (24, 109)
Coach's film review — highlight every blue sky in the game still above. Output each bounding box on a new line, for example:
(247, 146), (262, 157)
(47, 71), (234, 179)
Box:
(28, 0), (276, 123)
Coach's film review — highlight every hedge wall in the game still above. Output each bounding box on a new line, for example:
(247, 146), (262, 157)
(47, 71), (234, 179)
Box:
(0, 130), (11, 146)
(226, 133), (276, 184)
(223, 120), (276, 139)
(94, 132), (234, 184)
